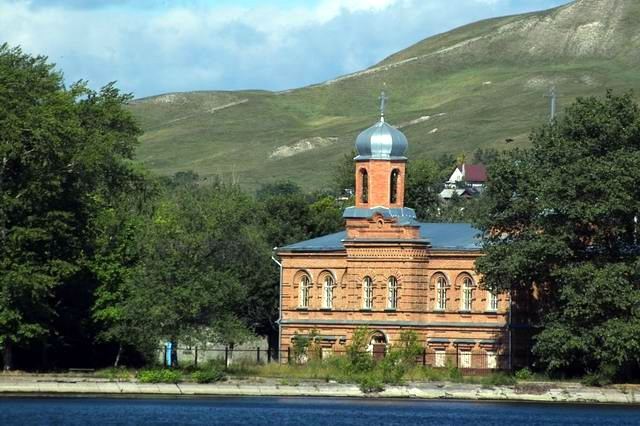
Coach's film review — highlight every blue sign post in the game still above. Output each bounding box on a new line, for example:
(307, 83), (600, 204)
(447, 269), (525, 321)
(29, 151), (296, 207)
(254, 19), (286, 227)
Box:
(165, 341), (173, 368)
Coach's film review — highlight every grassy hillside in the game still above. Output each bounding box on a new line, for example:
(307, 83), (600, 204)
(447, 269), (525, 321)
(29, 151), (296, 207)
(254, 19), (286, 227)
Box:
(129, 0), (640, 191)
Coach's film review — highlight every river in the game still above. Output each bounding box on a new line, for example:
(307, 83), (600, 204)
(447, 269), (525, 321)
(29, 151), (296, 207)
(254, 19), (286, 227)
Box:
(1, 396), (639, 425)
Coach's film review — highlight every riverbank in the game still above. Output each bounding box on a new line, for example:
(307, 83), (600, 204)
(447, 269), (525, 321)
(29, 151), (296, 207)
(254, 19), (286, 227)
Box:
(0, 375), (638, 404)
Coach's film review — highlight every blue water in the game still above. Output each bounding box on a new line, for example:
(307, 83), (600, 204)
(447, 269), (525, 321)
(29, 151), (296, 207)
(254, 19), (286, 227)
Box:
(1, 397), (639, 425)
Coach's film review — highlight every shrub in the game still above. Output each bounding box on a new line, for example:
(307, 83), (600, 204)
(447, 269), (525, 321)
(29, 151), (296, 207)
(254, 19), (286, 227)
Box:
(582, 364), (615, 387)
(192, 367), (225, 384)
(358, 374), (385, 393)
(395, 331), (423, 366)
(481, 372), (516, 386)
(515, 368), (533, 381)
(346, 327), (374, 373)
(447, 366), (463, 382)
(137, 369), (182, 383)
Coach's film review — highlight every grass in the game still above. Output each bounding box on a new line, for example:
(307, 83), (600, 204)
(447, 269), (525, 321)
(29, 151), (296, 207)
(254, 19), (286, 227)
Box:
(128, 1), (640, 191)
(222, 358), (520, 388)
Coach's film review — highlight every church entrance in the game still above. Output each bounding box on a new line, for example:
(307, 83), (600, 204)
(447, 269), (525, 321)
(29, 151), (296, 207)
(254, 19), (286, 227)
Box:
(370, 332), (387, 361)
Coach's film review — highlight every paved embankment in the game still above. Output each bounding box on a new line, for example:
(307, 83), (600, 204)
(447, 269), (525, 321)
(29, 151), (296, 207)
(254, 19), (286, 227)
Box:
(0, 376), (638, 404)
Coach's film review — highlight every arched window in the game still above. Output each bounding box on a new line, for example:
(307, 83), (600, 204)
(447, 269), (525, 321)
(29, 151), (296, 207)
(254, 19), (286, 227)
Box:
(488, 290), (498, 312)
(390, 169), (400, 204)
(299, 275), (311, 308)
(461, 276), (474, 311)
(436, 275), (447, 311)
(360, 169), (369, 203)
(323, 275), (334, 309)
(363, 276), (373, 310)
(387, 276), (398, 310)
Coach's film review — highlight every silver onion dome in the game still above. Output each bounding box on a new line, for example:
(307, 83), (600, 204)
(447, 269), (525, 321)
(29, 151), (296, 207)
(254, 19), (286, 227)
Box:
(355, 119), (408, 160)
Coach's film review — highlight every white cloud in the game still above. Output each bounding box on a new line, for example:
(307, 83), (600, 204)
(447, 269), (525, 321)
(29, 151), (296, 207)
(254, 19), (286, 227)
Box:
(0, 0), (569, 97)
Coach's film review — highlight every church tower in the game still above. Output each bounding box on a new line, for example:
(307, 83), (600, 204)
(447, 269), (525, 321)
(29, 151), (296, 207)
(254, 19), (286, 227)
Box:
(343, 92), (422, 241)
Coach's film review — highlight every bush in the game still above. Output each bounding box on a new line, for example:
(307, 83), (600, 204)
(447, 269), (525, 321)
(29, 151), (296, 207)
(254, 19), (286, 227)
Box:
(358, 374), (385, 393)
(137, 369), (182, 383)
(447, 366), (463, 382)
(346, 327), (374, 373)
(582, 364), (615, 387)
(192, 367), (225, 384)
(481, 372), (516, 386)
(515, 368), (533, 381)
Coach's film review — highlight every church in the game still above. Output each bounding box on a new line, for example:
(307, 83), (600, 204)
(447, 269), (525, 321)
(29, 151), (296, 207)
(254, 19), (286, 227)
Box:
(276, 99), (510, 370)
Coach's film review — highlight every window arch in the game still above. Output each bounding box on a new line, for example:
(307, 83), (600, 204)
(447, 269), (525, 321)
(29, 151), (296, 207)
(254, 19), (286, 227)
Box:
(460, 276), (474, 312)
(299, 274), (311, 308)
(322, 274), (334, 309)
(390, 169), (400, 204)
(363, 276), (373, 310)
(360, 169), (369, 203)
(435, 275), (448, 311)
(387, 276), (398, 310)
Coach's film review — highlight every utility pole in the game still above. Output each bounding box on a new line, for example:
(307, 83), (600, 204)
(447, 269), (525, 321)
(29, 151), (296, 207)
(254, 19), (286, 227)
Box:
(544, 85), (558, 123)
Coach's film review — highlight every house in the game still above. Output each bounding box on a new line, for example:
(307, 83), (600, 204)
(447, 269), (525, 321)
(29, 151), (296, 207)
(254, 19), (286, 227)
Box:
(440, 163), (487, 200)
(275, 111), (511, 369)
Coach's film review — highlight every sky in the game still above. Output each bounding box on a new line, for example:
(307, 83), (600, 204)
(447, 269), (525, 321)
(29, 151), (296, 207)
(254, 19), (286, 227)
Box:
(0, 0), (570, 98)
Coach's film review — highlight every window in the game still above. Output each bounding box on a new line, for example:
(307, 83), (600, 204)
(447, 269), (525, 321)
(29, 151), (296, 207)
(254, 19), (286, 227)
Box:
(486, 351), (497, 369)
(436, 275), (447, 311)
(390, 169), (400, 204)
(299, 275), (311, 308)
(488, 291), (498, 311)
(387, 276), (398, 309)
(360, 169), (369, 204)
(434, 350), (446, 368)
(323, 275), (334, 309)
(461, 276), (474, 311)
(363, 277), (373, 309)
(321, 347), (333, 360)
(459, 351), (472, 368)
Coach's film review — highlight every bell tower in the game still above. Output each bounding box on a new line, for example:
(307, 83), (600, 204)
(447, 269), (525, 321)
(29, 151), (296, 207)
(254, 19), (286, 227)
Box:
(354, 91), (407, 209)
(343, 92), (420, 241)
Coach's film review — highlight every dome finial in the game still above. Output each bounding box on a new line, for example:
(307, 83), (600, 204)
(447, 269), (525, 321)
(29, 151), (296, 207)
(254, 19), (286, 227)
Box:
(378, 90), (388, 123)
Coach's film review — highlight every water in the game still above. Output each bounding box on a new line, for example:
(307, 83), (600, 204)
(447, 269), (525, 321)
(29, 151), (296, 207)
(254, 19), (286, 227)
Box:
(1, 397), (639, 425)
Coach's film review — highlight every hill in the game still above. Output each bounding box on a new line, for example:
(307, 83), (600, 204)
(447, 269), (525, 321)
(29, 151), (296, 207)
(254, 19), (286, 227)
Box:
(128, 0), (640, 190)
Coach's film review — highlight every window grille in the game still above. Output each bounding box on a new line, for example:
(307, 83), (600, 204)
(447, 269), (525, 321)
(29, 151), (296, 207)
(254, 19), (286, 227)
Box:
(323, 275), (334, 309)
(387, 276), (398, 309)
(363, 277), (373, 309)
(299, 275), (310, 308)
(461, 276), (473, 311)
(488, 291), (498, 311)
(436, 276), (447, 311)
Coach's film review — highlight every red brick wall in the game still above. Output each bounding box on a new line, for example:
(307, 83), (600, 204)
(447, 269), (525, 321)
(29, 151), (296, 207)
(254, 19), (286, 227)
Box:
(355, 160), (406, 208)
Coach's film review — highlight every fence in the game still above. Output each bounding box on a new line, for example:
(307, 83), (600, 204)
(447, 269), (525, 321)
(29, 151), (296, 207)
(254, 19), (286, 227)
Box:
(162, 346), (509, 373)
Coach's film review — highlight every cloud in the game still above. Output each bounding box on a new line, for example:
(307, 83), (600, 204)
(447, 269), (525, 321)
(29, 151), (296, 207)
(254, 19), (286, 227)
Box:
(0, 0), (569, 98)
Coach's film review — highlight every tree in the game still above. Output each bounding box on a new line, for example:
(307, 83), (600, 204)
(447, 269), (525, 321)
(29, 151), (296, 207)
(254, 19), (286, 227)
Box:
(405, 158), (442, 220)
(332, 149), (357, 196)
(0, 44), (141, 370)
(90, 176), (157, 367)
(476, 92), (640, 380)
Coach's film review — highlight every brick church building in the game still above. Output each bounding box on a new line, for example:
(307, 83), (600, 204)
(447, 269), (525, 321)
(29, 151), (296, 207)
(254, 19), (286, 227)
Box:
(276, 104), (510, 369)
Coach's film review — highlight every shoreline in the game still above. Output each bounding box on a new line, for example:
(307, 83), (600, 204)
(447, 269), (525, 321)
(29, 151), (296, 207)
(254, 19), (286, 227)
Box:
(0, 377), (638, 404)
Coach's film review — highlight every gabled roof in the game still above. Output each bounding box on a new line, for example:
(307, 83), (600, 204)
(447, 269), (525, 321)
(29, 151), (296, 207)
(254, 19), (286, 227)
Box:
(464, 163), (487, 182)
(279, 223), (482, 253)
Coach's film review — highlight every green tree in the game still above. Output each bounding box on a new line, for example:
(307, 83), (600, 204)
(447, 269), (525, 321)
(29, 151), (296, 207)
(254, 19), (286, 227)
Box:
(123, 184), (247, 355)
(332, 149), (357, 196)
(0, 44), (140, 370)
(476, 92), (640, 379)
(405, 158), (443, 220)
(90, 176), (157, 367)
